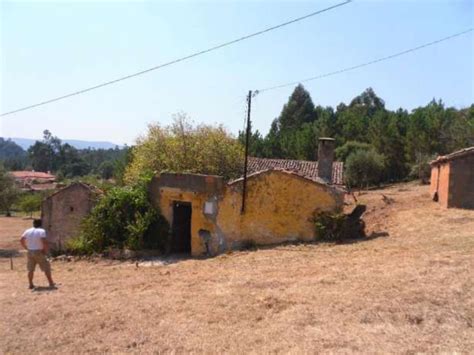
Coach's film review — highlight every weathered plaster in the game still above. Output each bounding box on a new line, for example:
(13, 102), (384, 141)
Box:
(150, 170), (344, 256)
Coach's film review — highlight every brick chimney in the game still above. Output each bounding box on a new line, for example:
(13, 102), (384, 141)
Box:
(317, 137), (335, 183)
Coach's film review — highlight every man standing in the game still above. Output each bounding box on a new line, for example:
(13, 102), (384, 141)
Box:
(20, 219), (55, 290)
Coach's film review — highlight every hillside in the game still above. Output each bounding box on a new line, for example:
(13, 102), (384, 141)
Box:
(0, 182), (472, 353)
(5, 137), (121, 150)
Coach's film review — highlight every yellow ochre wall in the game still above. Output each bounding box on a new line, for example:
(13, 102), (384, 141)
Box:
(216, 171), (343, 252)
(154, 171), (344, 256)
(156, 188), (218, 256)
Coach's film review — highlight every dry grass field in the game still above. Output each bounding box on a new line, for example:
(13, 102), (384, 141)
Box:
(1, 182), (473, 353)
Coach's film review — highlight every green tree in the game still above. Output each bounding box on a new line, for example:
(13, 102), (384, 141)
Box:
(98, 161), (115, 180)
(368, 110), (409, 180)
(125, 113), (244, 183)
(278, 84), (316, 130)
(349, 87), (385, 116)
(405, 99), (447, 162)
(335, 141), (373, 162)
(28, 130), (62, 172)
(409, 153), (436, 184)
(0, 164), (19, 216)
(345, 150), (386, 188)
(71, 176), (169, 254)
(19, 193), (42, 218)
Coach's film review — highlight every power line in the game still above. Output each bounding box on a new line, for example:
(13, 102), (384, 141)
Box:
(256, 28), (473, 94)
(1, 0), (352, 117)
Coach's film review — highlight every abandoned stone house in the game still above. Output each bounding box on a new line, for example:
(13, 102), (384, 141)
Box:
(41, 183), (102, 250)
(149, 138), (345, 256)
(430, 146), (474, 209)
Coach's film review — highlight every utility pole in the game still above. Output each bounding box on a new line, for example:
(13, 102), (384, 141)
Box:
(241, 90), (252, 214)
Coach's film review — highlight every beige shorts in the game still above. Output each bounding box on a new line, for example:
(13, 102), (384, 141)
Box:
(27, 250), (51, 273)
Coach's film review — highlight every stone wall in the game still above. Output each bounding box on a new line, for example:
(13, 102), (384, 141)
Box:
(41, 184), (96, 250)
(217, 170), (344, 253)
(150, 171), (344, 256)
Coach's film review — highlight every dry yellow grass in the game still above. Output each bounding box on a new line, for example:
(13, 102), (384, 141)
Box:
(1, 182), (473, 353)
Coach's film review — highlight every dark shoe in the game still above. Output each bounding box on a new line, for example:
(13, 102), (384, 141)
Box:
(48, 284), (57, 289)
(29, 285), (35, 290)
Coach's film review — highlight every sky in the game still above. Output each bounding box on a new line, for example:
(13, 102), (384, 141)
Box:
(1, 0), (473, 146)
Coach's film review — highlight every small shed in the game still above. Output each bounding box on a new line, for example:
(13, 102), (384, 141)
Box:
(41, 183), (101, 250)
(430, 147), (474, 209)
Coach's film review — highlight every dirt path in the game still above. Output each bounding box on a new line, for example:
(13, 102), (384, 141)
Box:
(1, 183), (473, 353)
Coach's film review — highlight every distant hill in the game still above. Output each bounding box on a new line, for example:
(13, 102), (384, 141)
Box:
(5, 137), (121, 150)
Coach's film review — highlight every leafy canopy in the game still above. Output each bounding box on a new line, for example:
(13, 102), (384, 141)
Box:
(345, 149), (386, 188)
(125, 113), (244, 183)
(0, 164), (19, 216)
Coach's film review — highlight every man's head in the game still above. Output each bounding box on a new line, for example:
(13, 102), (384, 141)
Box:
(33, 219), (42, 228)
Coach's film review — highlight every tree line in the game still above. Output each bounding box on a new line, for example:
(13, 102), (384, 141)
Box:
(239, 85), (473, 186)
(1, 85), (473, 188)
(0, 131), (130, 181)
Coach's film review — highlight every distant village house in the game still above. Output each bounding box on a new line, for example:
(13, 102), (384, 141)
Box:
(10, 170), (57, 192)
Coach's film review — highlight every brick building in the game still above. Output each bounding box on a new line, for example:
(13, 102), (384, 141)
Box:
(430, 147), (474, 209)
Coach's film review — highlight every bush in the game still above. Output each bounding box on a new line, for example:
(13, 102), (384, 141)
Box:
(19, 193), (43, 218)
(313, 211), (347, 242)
(67, 175), (169, 254)
(240, 239), (257, 251)
(345, 150), (386, 188)
(313, 208), (365, 242)
(335, 141), (374, 162)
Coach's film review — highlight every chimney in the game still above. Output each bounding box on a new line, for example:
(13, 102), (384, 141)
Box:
(317, 137), (335, 183)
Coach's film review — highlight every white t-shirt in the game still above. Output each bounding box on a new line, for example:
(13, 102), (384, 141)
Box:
(21, 228), (46, 251)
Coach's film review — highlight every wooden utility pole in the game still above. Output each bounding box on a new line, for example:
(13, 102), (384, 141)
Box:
(241, 90), (252, 214)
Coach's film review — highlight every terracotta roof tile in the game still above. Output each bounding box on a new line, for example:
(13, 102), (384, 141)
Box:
(430, 146), (474, 165)
(10, 171), (56, 180)
(247, 157), (344, 185)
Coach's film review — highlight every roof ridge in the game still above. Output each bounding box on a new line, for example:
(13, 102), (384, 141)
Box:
(431, 146), (474, 165)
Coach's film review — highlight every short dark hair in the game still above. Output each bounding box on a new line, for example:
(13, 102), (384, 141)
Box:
(33, 219), (42, 228)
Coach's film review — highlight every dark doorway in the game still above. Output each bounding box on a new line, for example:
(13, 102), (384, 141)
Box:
(171, 202), (192, 254)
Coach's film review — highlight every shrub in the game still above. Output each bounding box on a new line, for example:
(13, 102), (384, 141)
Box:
(19, 193), (42, 218)
(240, 239), (257, 251)
(313, 209), (365, 242)
(345, 150), (386, 188)
(335, 141), (374, 162)
(313, 211), (347, 242)
(67, 175), (169, 254)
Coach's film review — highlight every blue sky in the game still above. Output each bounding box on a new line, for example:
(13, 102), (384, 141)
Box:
(1, 0), (473, 145)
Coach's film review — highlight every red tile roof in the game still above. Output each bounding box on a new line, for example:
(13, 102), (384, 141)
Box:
(430, 146), (474, 165)
(10, 171), (56, 180)
(23, 183), (57, 191)
(247, 157), (344, 185)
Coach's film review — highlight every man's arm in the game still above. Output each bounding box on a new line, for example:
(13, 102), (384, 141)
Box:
(20, 237), (27, 250)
